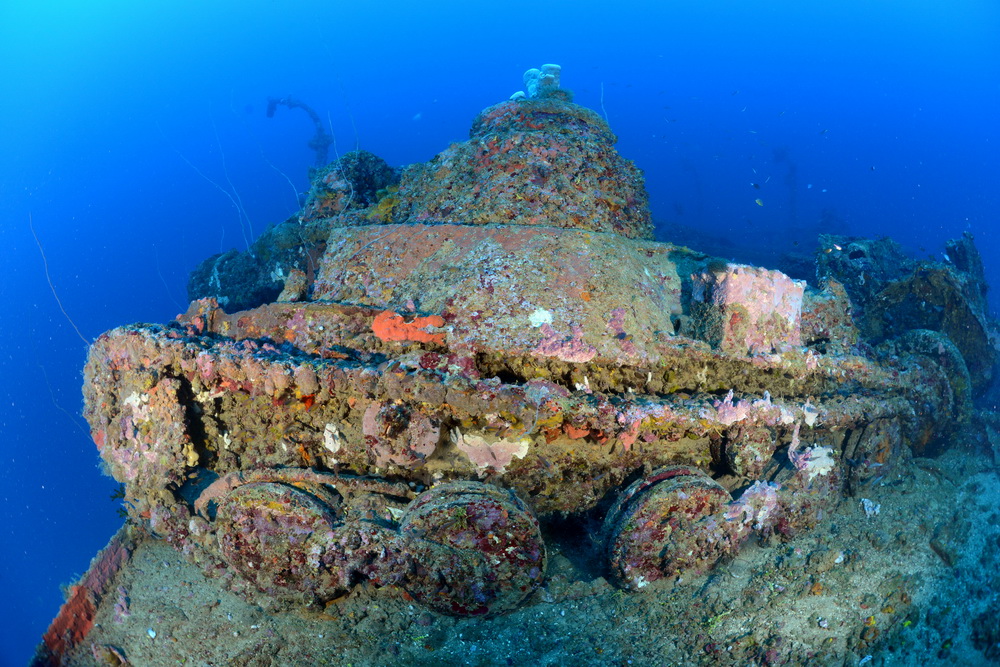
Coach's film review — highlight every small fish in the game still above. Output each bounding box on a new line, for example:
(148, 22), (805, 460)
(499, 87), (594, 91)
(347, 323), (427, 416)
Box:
(755, 198), (764, 206)
(752, 183), (761, 190)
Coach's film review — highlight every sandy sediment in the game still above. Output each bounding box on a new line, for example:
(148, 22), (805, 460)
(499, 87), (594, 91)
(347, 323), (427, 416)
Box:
(43, 445), (1000, 667)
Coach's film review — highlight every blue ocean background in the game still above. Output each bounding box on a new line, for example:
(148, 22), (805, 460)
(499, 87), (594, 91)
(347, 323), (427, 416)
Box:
(1, 1), (997, 663)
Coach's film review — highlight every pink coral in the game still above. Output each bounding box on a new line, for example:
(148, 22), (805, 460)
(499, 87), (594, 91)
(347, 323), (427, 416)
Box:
(606, 307), (639, 356)
(692, 264), (805, 354)
(112, 587), (130, 624)
(362, 401), (439, 469)
(713, 389), (752, 426)
(452, 428), (529, 474)
(533, 323), (597, 363)
(195, 352), (217, 383)
(293, 364), (319, 396)
(264, 363), (292, 395)
(704, 389), (796, 429)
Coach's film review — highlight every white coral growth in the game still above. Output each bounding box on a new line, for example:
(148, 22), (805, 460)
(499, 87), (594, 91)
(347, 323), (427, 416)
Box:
(788, 423), (836, 482)
(726, 481), (781, 531)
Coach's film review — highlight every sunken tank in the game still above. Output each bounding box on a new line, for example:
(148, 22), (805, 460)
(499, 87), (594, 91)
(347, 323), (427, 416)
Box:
(83, 67), (979, 617)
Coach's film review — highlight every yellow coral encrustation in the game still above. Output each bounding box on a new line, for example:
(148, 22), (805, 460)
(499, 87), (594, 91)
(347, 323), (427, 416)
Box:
(368, 185), (400, 222)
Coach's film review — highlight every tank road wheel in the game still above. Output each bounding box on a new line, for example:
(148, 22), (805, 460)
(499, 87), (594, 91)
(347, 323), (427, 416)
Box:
(843, 417), (904, 494)
(603, 465), (738, 590)
(214, 482), (345, 602)
(398, 481), (547, 616)
(889, 329), (973, 453)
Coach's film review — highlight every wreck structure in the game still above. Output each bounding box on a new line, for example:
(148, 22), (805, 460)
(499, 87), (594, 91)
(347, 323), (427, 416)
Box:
(77, 66), (995, 627)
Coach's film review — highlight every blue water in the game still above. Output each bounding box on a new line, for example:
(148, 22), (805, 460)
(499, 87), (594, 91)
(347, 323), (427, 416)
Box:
(1, 1), (997, 663)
